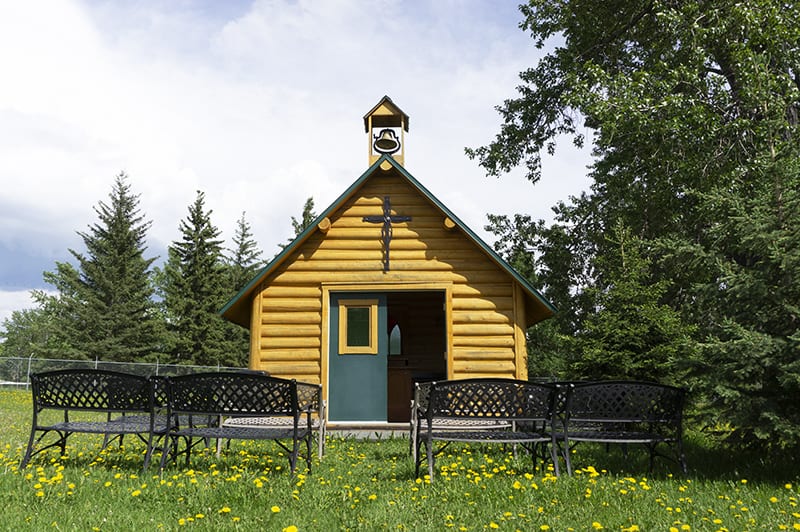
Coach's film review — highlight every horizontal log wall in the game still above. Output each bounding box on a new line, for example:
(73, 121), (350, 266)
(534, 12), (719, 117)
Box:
(253, 171), (524, 382)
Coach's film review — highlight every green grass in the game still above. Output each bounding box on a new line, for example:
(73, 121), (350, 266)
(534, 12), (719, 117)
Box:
(1, 389), (798, 530)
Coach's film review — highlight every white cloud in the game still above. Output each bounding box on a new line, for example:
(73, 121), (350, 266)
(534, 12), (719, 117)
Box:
(0, 0), (593, 319)
(0, 291), (38, 329)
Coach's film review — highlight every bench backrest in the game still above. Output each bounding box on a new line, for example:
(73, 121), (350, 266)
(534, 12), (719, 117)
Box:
(163, 372), (299, 417)
(296, 382), (322, 413)
(565, 381), (684, 424)
(31, 369), (153, 413)
(426, 378), (555, 422)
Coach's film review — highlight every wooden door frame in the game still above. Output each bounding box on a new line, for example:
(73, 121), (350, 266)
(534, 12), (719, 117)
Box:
(321, 282), (452, 423)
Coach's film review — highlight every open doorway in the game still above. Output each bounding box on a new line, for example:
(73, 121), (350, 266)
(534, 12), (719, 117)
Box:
(386, 291), (447, 422)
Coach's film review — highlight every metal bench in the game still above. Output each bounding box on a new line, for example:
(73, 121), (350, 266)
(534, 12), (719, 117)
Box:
(413, 378), (559, 481)
(556, 381), (687, 475)
(409, 381), (512, 461)
(158, 372), (313, 474)
(220, 381), (326, 459)
(21, 369), (164, 469)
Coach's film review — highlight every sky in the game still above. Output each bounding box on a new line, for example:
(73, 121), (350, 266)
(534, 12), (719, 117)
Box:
(0, 0), (593, 326)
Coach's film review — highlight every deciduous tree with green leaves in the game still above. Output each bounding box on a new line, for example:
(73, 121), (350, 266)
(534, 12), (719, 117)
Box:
(472, 1), (800, 448)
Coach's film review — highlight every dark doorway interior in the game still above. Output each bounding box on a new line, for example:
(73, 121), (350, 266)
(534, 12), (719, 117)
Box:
(386, 291), (447, 422)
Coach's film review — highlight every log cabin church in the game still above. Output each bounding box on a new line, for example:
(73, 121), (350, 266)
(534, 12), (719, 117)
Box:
(221, 96), (555, 425)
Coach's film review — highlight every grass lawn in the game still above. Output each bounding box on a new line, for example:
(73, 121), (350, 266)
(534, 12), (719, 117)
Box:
(1, 388), (798, 530)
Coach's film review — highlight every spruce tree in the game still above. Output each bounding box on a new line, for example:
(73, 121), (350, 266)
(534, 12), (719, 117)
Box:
(227, 212), (264, 292)
(222, 212), (264, 366)
(46, 173), (163, 361)
(570, 222), (692, 382)
(279, 197), (317, 251)
(161, 191), (229, 366)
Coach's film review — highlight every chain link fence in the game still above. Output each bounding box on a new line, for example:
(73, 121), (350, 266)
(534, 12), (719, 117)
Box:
(0, 356), (244, 389)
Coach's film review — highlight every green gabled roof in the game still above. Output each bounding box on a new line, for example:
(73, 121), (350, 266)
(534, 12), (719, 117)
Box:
(220, 154), (556, 327)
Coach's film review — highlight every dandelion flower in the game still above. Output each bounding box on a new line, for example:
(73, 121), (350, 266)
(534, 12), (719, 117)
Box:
(271, 505), (281, 513)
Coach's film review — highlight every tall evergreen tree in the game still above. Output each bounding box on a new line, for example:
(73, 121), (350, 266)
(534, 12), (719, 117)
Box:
(40, 173), (163, 361)
(571, 222), (692, 381)
(227, 212), (264, 292)
(160, 191), (230, 366)
(222, 212), (264, 366)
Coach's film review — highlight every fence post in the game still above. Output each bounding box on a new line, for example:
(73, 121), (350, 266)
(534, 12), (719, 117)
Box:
(27, 353), (34, 389)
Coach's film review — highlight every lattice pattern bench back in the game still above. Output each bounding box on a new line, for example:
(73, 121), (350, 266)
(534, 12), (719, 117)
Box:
(164, 372), (298, 417)
(31, 369), (152, 412)
(427, 378), (555, 421)
(566, 381), (684, 424)
(296, 382), (321, 412)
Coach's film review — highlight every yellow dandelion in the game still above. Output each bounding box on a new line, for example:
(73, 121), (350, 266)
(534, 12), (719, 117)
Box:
(282, 527), (298, 532)
(131, 490), (141, 497)
(592, 522), (603, 530)
(271, 505), (281, 513)
(219, 507), (231, 514)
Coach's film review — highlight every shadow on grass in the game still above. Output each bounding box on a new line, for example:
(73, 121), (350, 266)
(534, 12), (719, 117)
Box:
(559, 430), (800, 485)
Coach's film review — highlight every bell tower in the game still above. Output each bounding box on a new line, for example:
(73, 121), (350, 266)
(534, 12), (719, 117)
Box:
(363, 96), (409, 169)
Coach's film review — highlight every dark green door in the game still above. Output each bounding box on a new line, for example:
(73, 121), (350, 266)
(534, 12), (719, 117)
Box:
(329, 293), (387, 422)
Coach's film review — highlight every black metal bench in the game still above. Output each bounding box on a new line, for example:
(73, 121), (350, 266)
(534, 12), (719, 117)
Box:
(21, 369), (164, 469)
(413, 378), (558, 481)
(556, 381), (687, 475)
(158, 372), (313, 474)
(220, 381), (326, 459)
(409, 381), (512, 461)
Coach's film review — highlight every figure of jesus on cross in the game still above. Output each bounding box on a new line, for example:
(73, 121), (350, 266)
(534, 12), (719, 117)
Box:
(362, 196), (412, 272)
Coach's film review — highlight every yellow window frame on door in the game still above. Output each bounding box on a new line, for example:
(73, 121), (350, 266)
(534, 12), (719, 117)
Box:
(338, 299), (379, 355)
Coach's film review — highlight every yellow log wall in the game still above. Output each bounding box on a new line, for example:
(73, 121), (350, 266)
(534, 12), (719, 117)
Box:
(251, 172), (526, 383)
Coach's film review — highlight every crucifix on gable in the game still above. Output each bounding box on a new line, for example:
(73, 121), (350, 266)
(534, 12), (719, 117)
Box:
(363, 196), (412, 272)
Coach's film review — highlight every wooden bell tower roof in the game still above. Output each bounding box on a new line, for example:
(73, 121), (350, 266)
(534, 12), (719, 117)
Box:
(363, 96), (409, 168)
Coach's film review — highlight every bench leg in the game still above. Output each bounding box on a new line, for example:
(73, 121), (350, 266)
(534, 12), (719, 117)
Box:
(426, 439), (435, 481)
(20, 428), (41, 469)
